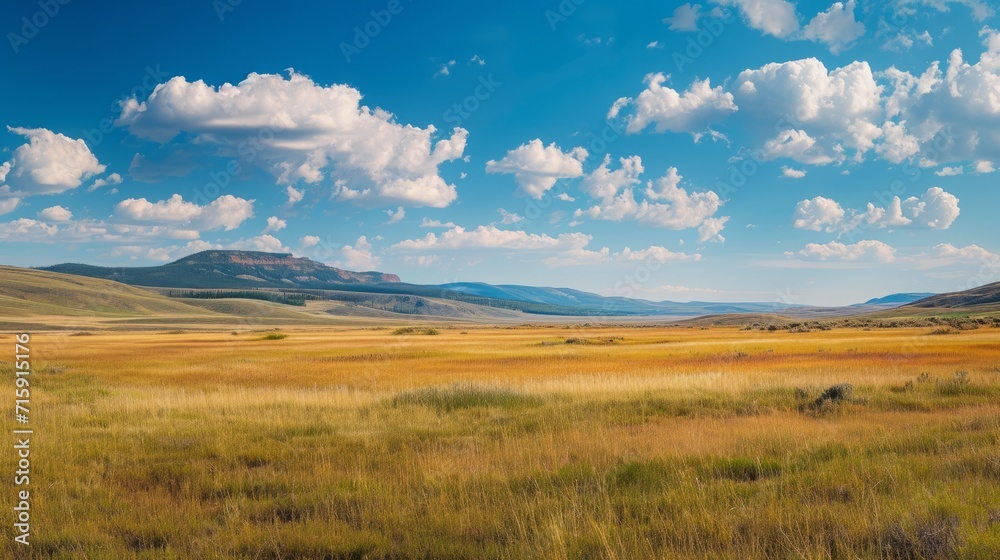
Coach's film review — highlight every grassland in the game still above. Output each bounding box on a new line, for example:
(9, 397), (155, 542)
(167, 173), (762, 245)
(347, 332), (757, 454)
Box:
(1, 325), (998, 558)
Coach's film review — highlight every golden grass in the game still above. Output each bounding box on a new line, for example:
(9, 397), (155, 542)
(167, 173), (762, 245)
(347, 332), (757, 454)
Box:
(1, 325), (998, 558)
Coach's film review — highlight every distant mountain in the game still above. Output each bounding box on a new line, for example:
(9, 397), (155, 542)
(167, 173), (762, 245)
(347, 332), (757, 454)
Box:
(438, 282), (800, 316)
(904, 282), (1000, 308)
(863, 293), (936, 306)
(41, 250), (400, 289)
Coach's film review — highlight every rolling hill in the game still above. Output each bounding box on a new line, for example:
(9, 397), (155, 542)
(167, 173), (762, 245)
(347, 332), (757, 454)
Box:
(904, 282), (1000, 308)
(41, 250), (400, 289)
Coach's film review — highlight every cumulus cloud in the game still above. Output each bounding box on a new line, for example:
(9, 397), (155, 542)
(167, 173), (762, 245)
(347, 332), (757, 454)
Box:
(89, 172), (123, 191)
(663, 3), (702, 31)
(38, 206), (73, 222)
(935, 166), (964, 176)
(580, 155), (644, 202)
(0, 197), (21, 215)
(385, 206), (405, 224)
(497, 208), (524, 225)
(420, 217), (457, 228)
(878, 29), (1000, 166)
(263, 216), (287, 233)
(116, 70), (467, 208)
(575, 166), (725, 230)
(930, 242), (999, 262)
(787, 240), (896, 262)
(802, 0), (865, 54)
(285, 185), (304, 206)
(113, 194), (254, 231)
(392, 224), (700, 267)
(974, 160), (995, 173)
(1, 127), (105, 196)
(609, 74), (737, 137)
(485, 139), (587, 198)
(299, 235), (320, 248)
(229, 234), (289, 253)
(734, 58), (882, 163)
(793, 187), (960, 233)
(337, 236), (381, 270)
(712, 0), (799, 38)
(698, 216), (730, 243)
(781, 166), (807, 178)
(793, 197), (847, 232)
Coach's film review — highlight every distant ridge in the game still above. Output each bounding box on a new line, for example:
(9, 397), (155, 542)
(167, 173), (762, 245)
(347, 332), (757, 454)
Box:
(41, 250), (400, 289)
(904, 282), (1000, 308)
(863, 293), (935, 306)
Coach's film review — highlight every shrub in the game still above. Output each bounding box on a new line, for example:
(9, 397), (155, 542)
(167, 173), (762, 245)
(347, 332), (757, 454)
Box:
(262, 333), (287, 340)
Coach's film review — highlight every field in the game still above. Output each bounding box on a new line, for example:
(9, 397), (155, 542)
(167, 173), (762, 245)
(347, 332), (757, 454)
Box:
(2, 324), (999, 558)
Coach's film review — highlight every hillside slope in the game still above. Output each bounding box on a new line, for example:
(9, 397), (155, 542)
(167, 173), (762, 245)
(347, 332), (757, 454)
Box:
(905, 282), (1000, 308)
(42, 250), (400, 289)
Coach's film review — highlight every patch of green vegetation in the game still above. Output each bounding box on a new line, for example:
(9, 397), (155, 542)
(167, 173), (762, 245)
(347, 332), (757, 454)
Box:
(261, 333), (287, 340)
(392, 327), (439, 335)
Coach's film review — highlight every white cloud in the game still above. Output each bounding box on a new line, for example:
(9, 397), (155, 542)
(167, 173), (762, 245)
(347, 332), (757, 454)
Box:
(497, 208), (524, 225)
(576, 167), (723, 229)
(787, 240), (896, 262)
(485, 139), (587, 198)
(712, 0), (799, 38)
(89, 172), (123, 191)
(385, 206), (405, 224)
(0, 197), (21, 215)
(556, 192), (576, 202)
(609, 74), (737, 136)
(337, 236), (381, 270)
(879, 30), (1000, 166)
(897, 0), (994, 22)
(299, 235), (320, 248)
(116, 70), (467, 208)
(0, 218), (62, 241)
(420, 217), (457, 228)
(663, 3), (702, 31)
(802, 0), (865, 54)
(580, 155), (644, 202)
(38, 206), (73, 222)
(793, 196), (846, 232)
(285, 185), (304, 206)
(931, 243), (999, 261)
(393, 225), (591, 252)
(698, 216), (730, 243)
(229, 234), (289, 253)
(470, 55), (486, 66)
(781, 166), (807, 178)
(974, 160), (995, 173)
(263, 216), (286, 233)
(114, 194), (254, 231)
(734, 59), (883, 163)
(935, 166), (964, 176)
(646, 41), (662, 49)
(436, 60), (457, 77)
(1, 127), (105, 195)
(793, 187), (960, 233)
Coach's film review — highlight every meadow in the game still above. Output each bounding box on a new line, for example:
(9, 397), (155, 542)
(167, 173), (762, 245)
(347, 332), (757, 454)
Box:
(1, 324), (998, 558)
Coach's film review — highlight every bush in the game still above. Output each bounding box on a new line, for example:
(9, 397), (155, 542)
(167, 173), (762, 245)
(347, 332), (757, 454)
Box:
(262, 333), (287, 340)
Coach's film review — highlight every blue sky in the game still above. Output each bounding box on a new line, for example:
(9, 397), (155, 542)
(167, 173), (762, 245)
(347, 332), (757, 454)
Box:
(1, 0), (999, 305)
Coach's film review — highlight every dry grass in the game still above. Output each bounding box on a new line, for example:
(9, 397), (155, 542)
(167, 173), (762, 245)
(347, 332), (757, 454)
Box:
(1, 325), (998, 558)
